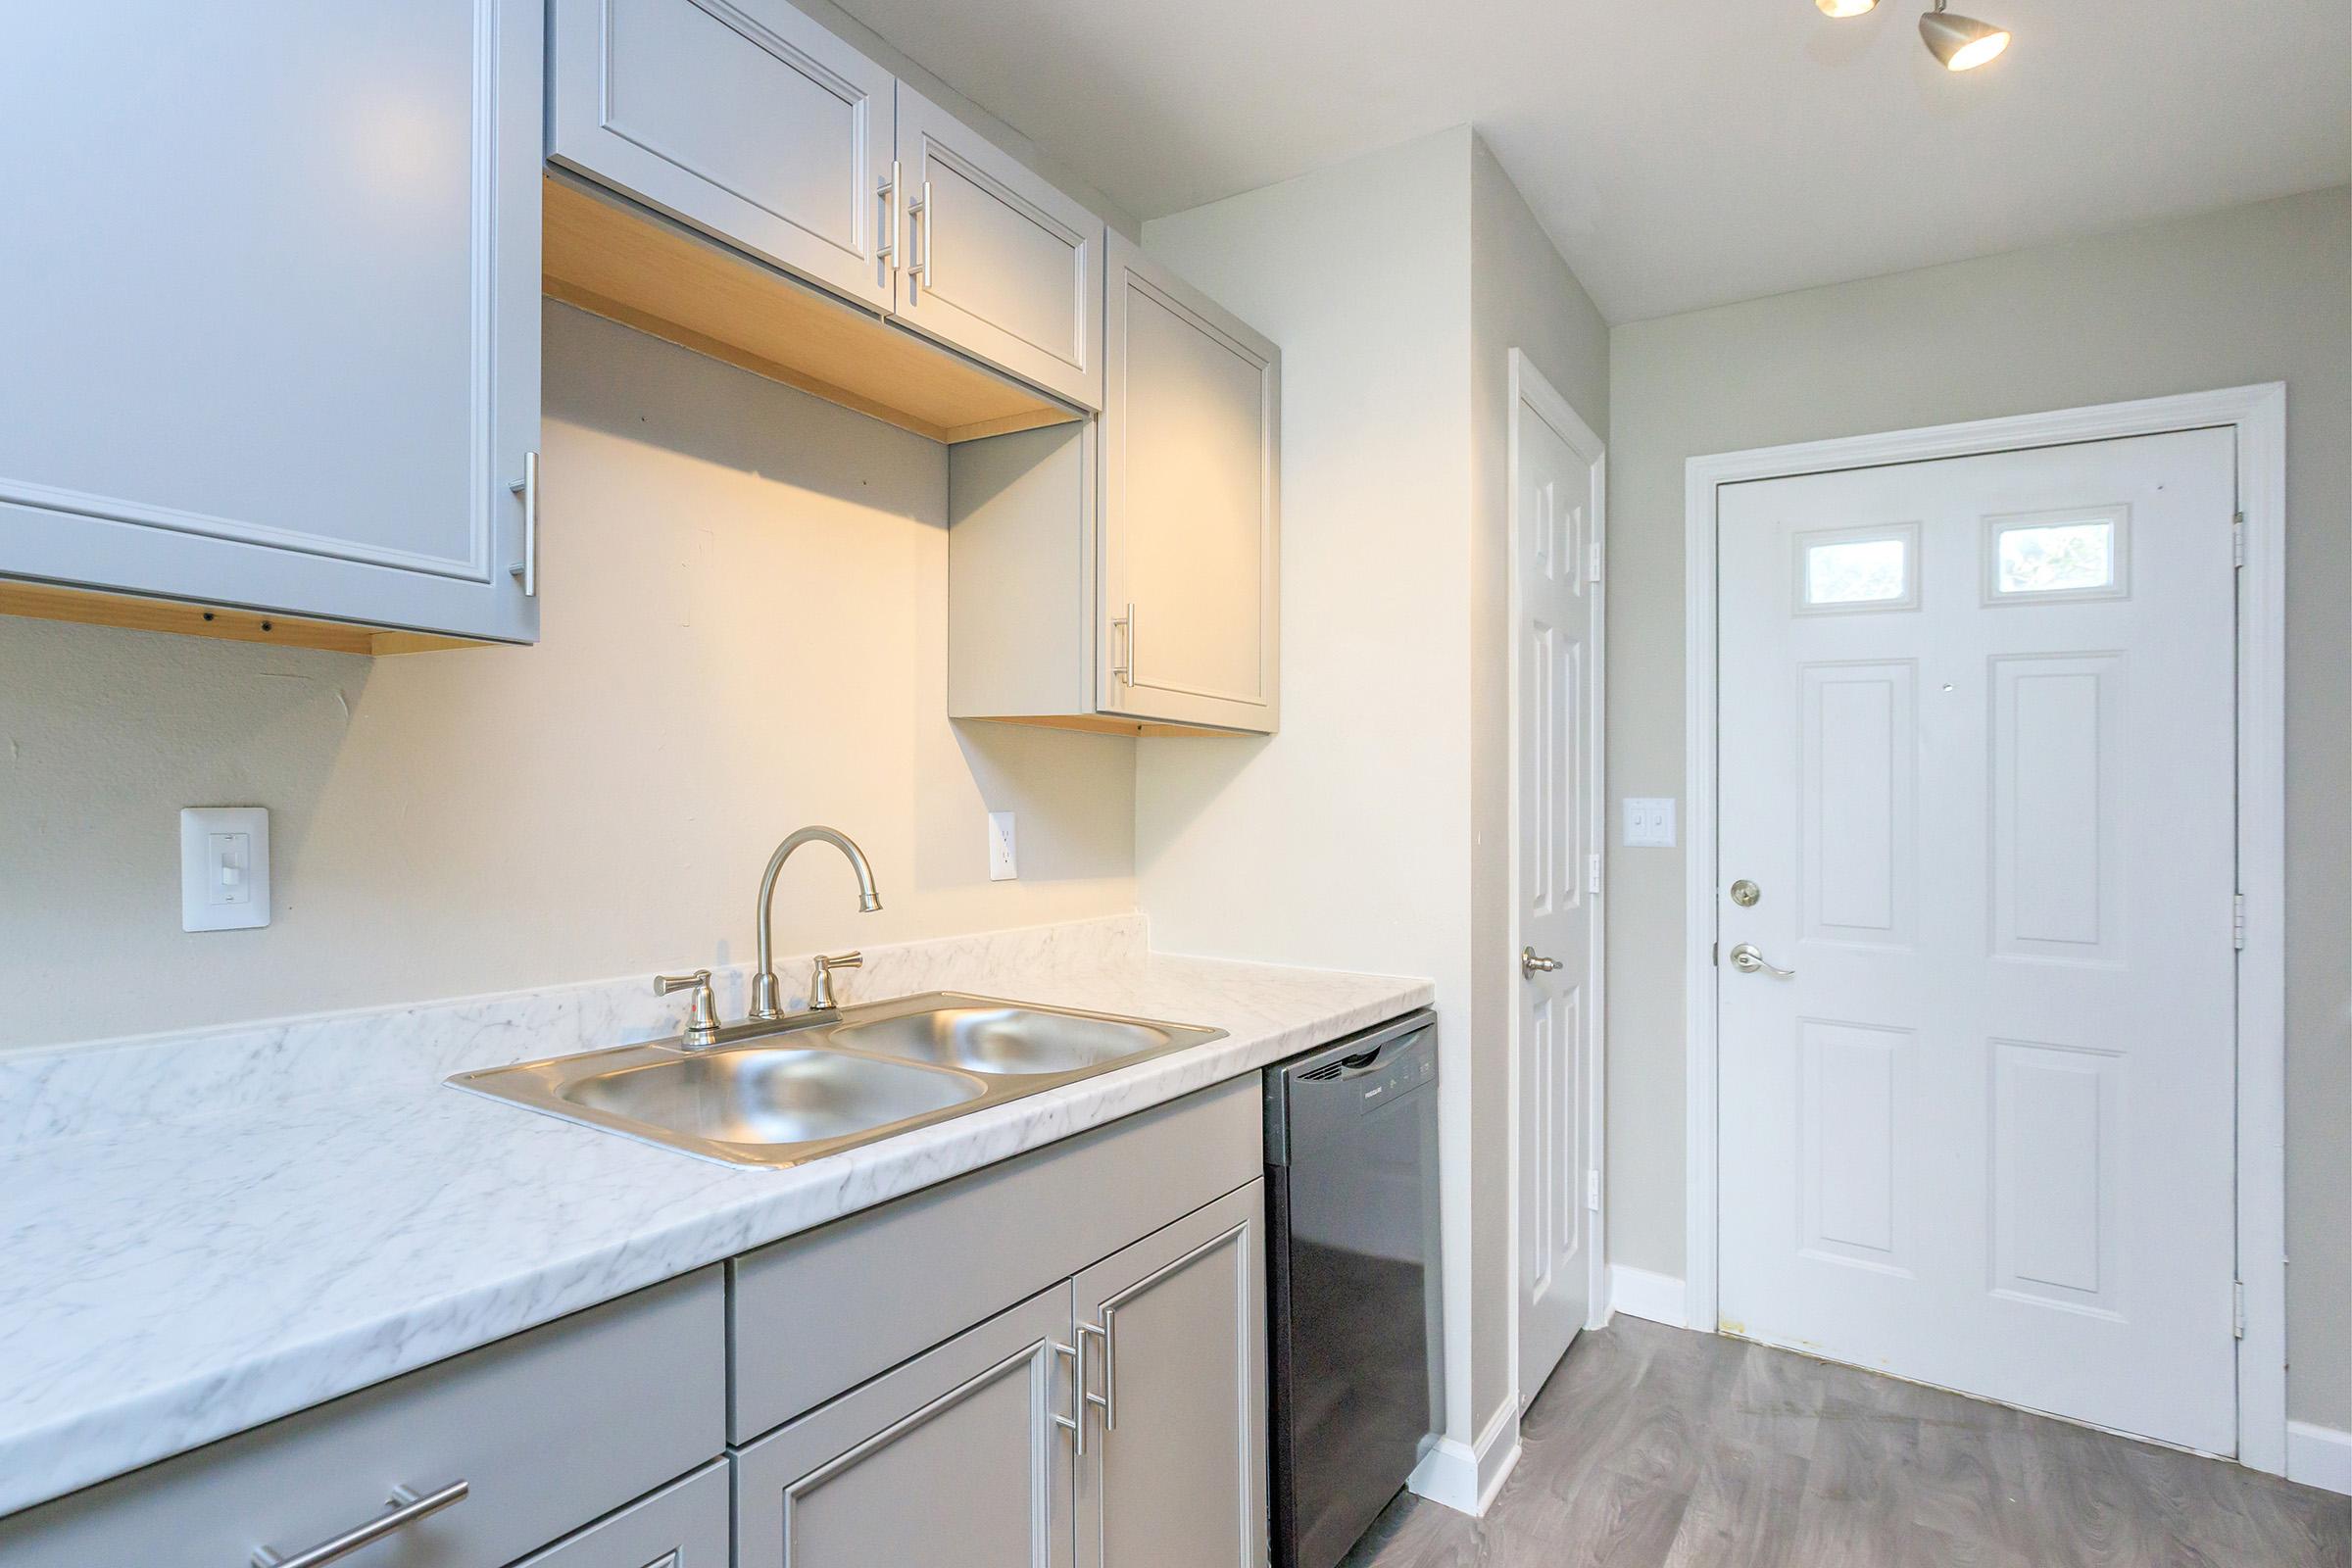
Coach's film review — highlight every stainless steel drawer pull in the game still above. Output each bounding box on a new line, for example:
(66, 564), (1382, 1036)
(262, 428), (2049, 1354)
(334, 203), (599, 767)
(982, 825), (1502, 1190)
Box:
(250, 1479), (468, 1568)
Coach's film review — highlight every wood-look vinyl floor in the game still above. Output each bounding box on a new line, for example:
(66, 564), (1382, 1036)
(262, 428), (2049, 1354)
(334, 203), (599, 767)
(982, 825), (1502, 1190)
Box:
(1342, 1317), (2350, 1568)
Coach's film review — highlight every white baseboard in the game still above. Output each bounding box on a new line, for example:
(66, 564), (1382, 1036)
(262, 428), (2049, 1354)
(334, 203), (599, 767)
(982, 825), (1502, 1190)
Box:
(1607, 1264), (1690, 1329)
(2287, 1421), (2352, 1495)
(1406, 1395), (1521, 1516)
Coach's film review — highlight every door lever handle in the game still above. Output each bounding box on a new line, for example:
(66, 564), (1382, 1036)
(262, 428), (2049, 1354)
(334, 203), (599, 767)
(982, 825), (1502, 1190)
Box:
(1728, 943), (1795, 978)
(1521, 947), (1563, 978)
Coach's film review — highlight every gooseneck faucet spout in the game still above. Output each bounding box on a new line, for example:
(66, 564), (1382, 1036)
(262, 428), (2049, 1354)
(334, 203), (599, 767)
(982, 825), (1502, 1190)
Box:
(751, 826), (883, 1021)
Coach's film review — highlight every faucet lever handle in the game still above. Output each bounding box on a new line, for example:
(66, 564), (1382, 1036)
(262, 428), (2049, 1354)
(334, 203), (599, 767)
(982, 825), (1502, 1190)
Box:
(654, 969), (722, 1047)
(653, 968), (713, 996)
(808, 951), (863, 1010)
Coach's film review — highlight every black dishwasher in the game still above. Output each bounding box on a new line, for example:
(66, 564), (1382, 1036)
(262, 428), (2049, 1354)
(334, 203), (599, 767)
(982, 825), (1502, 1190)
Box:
(1264, 1009), (1446, 1568)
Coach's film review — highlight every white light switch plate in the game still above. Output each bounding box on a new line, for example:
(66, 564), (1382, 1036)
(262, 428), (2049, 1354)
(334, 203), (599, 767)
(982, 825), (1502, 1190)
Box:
(987, 810), (1017, 881)
(1622, 797), (1677, 849)
(181, 808), (270, 930)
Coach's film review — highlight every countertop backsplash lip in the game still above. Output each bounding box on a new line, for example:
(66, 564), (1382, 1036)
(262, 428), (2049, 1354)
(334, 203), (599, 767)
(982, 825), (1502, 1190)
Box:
(0, 913), (1432, 1518)
(0, 911), (1154, 1151)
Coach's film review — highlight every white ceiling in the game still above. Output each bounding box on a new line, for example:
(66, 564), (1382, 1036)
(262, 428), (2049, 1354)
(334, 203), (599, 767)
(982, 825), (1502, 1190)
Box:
(832, 0), (2350, 321)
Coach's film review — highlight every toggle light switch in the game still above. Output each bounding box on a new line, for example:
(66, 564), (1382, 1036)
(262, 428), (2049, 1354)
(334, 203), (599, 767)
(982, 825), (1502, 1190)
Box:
(181, 808), (270, 931)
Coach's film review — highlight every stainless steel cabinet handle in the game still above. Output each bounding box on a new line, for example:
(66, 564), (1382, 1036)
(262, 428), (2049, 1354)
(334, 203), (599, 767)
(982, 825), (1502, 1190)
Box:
(1728, 942), (1794, 978)
(507, 451), (538, 597)
(1052, 1340), (1085, 1454)
(251, 1480), (468, 1568)
(877, 159), (901, 270)
(1077, 1318), (1113, 1431)
(907, 177), (933, 291)
(1110, 603), (1134, 684)
(1521, 947), (1563, 978)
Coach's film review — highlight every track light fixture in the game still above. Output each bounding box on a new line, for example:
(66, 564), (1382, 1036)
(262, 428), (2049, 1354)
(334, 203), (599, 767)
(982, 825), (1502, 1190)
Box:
(1918, 0), (2011, 69)
(1817, 0), (2012, 72)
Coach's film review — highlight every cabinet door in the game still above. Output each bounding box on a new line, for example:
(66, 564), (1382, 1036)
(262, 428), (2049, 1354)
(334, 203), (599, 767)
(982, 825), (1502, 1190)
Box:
(734, 1282), (1077, 1568)
(548, 0), (896, 312)
(0, 4), (541, 643)
(1100, 233), (1280, 732)
(1075, 1180), (1269, 1568)
(515, 1461), (729, 1568)
(894, 83), (1103, 411)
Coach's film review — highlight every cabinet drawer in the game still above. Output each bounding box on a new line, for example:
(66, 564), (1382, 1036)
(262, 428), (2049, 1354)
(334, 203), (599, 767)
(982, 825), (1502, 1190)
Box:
(0, 1268), (724, 1566)
(730, 1076), (1260, 1442)
(516, 1460), (729, 1568)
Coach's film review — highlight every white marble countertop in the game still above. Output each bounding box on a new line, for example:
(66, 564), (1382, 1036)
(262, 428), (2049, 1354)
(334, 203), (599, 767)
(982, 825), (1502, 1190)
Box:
(0, 918), (1430, 1517)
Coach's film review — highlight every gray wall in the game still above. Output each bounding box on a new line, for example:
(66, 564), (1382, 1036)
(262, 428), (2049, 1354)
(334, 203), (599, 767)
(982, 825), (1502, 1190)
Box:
(1468, 130), (1611, 1399)
(1139, 125), (1612, 1465)
(1603, 186), (2351, 1430)
(0, 304), (1138, 1048)
(1138, 127), (1487, 1443)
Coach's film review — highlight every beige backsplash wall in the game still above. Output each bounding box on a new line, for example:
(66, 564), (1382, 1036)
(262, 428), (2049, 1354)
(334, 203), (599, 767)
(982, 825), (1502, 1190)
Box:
(0, 302), (1138, 1050)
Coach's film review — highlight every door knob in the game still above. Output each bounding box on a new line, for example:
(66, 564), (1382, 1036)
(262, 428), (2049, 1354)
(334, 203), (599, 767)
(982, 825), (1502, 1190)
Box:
(1521, 947), (1563, 978)
(1728, 943), (1794, 978)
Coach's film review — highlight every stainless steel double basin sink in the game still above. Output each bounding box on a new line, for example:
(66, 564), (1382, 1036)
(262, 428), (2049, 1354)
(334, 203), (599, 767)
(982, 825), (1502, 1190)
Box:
(448, 992), (1225, 1168)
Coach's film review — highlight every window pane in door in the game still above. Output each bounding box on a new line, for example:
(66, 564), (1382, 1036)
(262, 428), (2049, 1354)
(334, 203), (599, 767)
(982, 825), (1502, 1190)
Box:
(1805, 538), (1908, 606)
(1996, 520), (2115, 595)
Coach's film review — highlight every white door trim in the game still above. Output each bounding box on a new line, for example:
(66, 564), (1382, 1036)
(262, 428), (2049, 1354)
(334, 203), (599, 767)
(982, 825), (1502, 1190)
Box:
(1681, 382), (2288, 1472)
(1505, 347), (1610, 1419)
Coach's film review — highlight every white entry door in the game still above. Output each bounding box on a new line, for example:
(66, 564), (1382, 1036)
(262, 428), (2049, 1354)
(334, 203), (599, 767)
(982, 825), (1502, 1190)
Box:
(1512, 355), (1603, 1401)
(1716, 427), (2239, 1454)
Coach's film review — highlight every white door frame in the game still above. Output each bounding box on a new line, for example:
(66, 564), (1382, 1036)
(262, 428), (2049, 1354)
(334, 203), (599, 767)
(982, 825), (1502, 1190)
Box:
(1681, 382), (2288, 1472)
(1506, 347), (1610, 1415)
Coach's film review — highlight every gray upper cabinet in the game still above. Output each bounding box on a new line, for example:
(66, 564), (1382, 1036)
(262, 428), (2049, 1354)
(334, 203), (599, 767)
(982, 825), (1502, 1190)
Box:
(893, 83), (1103, 412)
(548, 0), (1102, 415)
(945, 241), (1281, 738)
(547, 0), (897, 313)
(733, 1283), (1077, 1568)
(1076, 1180), (1270, 1568)
(1100, 232), (1281, 733)
(0, 3), (542, 645)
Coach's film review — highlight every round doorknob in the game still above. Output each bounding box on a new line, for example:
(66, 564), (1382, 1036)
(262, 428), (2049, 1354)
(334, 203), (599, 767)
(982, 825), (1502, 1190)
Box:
(1521, 947), (1564, 978)
(1728, 942), (1795, 978)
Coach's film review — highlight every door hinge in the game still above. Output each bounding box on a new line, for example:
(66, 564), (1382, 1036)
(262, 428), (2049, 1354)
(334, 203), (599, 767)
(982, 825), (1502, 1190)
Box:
(1586, 1169), (1601, 1212)
(2233, 1280), (2246, 1340)
(2232, 894), (2247, 951)
(2231, 512), (2245, 568)
(1711, 941), (1719, 967)
(1588, 853), (1602, 896)
(1588, 541), (1603, 584)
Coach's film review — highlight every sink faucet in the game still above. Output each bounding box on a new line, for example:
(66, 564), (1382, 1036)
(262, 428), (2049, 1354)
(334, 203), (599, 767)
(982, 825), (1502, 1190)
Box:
(751, 826), (883, 1021)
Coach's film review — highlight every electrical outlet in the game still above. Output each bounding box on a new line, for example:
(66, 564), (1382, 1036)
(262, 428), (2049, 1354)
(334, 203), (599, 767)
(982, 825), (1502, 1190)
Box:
(987, 811), (1017, 881)
(1622, 797), (1676, 849)
(181, 807), (270, 931)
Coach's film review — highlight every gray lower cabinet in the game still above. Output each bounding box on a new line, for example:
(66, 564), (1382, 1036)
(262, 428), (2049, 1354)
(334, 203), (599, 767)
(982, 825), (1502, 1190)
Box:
(733, 1284), (1078, 1568)
(0, 1269), (724, 1566)
(0, 4), (542, 644)
(1079, 1181), (1269, 1568)
(515, 1460), (731, 1568)
(732, 1176), (1270, 1568)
